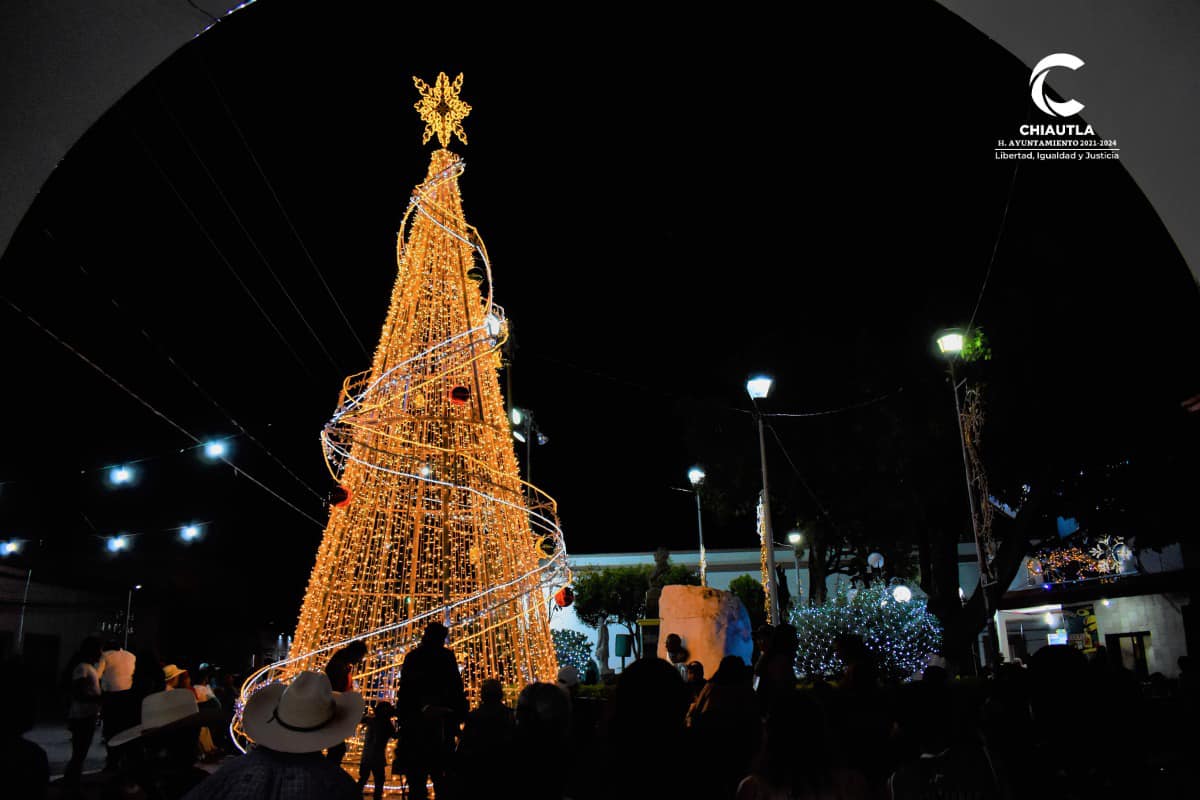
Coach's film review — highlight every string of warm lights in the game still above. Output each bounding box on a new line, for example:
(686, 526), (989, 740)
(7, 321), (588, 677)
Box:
(233, 75), (568, 759)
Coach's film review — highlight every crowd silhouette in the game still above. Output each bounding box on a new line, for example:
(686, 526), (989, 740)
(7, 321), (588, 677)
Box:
(2, 620), (1196, 798)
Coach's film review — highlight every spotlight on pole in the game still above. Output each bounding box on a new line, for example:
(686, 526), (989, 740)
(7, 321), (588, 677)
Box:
(180, 525), (201, 542)
(203, 440), (228, 459)
(107, 535), (130, 553)
(1, 540), (20, 556)
(109, 466), (134, 486)
(512, 430), (526, 443)
(687, 466), (706, 487)
(511, 408), (524, 426)
(787, 530), (803, 546)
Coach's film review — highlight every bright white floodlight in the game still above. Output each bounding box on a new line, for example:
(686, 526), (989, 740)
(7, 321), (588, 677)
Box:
(687, 467), (705, 486)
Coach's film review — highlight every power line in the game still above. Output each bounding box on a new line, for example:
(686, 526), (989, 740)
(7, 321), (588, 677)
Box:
(46, 229), (327, 502)
(765, 422), (844, 538)
(966, 160), (1022, 334)
(0, 295), (326, 528)
(198, 59), (371, 360)
(766, 386), (903, 418)
(128, 125), (316, 380)
(154, 90), (343, 374)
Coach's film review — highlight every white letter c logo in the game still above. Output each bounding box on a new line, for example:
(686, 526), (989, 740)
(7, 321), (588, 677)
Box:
(1030, 53), (1085, 118)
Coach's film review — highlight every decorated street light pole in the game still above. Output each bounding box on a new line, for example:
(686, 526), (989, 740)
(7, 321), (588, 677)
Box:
(747, 375), (781, 624)
(936, 330), (999, 671)
(687, 467), (707, 586)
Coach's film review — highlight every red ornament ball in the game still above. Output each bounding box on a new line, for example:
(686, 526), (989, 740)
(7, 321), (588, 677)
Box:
(554, 586), (574, 608)
(450, 386), (471, 405)
(331, 486), (352, 508)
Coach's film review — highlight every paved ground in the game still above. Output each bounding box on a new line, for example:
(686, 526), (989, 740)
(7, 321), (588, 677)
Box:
(26, 721), (107, 779)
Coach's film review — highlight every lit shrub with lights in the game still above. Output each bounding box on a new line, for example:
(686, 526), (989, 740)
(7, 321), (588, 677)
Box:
(789, 582), (942, 682)
(553, 629), (593, 677)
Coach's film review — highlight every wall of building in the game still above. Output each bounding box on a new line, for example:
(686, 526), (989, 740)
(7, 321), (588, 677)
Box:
(1094, 593), (1188, 678)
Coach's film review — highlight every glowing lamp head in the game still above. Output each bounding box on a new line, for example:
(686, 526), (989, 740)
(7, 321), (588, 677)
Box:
(892, 585), (913, 603)
(867, 552), (885, 569)
(536, 432), (549, 446)
(110, 466), (133, 485)
(107, 535), (129, 553)
(1, 540), (19, 555)
(511, 408), (524, 426)
(203, 440), (227, 459)
(787, 530), (803, 546)
(936, 331), (964, 356)
(746, 375), (774, 400)
(687, 467), (705, 486)
(513, 430), (526, 443)
(181, 525), (200, 542)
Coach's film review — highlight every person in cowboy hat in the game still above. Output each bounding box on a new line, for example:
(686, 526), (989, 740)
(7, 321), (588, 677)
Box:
(105, 688), (213, 798)
(181, 670), (363, 800)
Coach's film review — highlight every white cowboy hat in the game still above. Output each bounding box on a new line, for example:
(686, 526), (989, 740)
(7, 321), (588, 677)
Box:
(109, 689), (201, 747)
(243, 670), (363, 753)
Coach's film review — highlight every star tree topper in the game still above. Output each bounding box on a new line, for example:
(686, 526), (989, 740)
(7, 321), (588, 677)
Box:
(413, 72), (472, 148)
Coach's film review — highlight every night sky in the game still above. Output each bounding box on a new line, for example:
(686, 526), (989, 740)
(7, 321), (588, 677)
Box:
(2, 2), (1197, 663)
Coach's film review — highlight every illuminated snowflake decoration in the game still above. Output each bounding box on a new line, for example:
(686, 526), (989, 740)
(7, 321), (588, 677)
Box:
(1089, 535), (1132, 574)
(413, 72), (472, 148)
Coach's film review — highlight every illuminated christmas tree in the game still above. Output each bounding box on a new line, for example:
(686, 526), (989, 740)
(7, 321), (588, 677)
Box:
(237, 74), (567, 738)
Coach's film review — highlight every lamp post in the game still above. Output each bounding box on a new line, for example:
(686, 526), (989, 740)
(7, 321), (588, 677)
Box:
(123, 584), (142, 650)
(936, 330), (998, 671)
(787, 530), (804, 602)
(747, 375), (781, 624)
(687, 467), (707, 586)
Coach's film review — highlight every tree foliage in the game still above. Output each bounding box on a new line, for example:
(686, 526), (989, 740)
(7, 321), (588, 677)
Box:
(572, 565), (652, 658)
(728, 574), (766, 630)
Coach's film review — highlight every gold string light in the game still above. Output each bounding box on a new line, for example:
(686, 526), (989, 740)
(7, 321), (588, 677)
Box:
(235, 75), (567, 759)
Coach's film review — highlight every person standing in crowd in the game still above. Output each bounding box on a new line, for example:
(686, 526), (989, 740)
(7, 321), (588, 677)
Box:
(455, 677), (515, 796)
(397, 621), (468, 800)
(323, 639), (367, 767)
(163, 664), (189, 690)
(98, 638), (137, 770)
(106, 688), (211, 798)
(356, 701), (395, 800)
(685, 661), (707, 703)
(1, 656), (50, 799)
(182, 670), (363, 800)
(63, 636), (103, 795)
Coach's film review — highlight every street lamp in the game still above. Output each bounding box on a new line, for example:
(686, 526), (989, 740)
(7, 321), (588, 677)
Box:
(124, 584), (142, 650)
(936, 328), (998, 670)
(787, 530), (804, 602)
(747, 374), (781, 623)
(687, 467), (707, 586)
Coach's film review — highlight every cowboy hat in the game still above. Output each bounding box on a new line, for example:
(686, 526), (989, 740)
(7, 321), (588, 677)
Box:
(243, 670), (363, 753)
(109, 689), (201, 747)
(162, 664), (188, 682)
